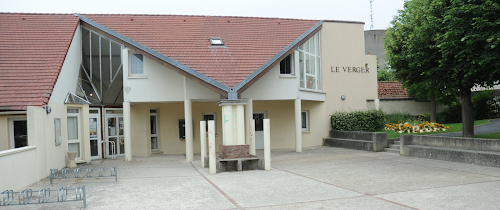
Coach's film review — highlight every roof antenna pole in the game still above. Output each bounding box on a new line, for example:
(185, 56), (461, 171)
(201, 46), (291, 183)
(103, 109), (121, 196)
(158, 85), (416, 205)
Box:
(370, 0), (374, 30)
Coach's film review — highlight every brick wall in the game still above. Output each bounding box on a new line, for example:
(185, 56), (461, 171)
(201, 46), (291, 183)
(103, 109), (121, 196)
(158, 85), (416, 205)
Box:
(219, 145), (250, 159)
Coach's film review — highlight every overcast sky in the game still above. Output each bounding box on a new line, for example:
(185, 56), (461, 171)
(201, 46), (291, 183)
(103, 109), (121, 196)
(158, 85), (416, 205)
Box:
(1, 0), (405, 30)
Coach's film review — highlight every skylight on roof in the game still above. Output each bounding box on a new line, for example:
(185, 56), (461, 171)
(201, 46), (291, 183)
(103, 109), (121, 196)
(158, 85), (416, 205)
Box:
(210, 38), (224, 46)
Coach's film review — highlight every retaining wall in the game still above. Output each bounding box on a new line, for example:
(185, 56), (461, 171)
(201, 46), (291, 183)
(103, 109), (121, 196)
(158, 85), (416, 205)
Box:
(324, 131), (388, 152)
(0, 146), (39, 191)
(400, 135), (500, 167)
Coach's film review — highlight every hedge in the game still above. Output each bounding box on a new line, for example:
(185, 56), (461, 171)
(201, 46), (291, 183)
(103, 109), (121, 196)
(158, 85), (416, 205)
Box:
(330, 109), (385, 132)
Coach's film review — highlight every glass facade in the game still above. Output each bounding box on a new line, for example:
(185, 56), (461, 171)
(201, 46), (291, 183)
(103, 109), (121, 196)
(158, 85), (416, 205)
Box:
(297, 32), (321, 90)
(79, 27), (123, 105)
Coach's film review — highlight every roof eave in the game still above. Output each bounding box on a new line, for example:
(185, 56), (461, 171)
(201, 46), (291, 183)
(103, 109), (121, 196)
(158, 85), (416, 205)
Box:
(75, 13), (232, 98)
(232, 20), (324, 98)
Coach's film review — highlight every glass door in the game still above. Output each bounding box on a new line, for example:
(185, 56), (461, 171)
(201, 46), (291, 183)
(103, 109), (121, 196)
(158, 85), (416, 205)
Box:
(89, 108), (102, 159)
(105, 109), (124, 157)
(253, 112), (265, 149)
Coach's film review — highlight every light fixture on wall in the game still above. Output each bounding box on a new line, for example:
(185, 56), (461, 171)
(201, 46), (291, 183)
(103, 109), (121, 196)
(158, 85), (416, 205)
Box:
(45, 104), (52, 114)
(341, 95), (346, 100)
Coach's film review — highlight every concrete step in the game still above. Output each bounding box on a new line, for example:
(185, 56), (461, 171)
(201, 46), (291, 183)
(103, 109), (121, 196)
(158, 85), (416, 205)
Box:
(384, 148), (400, 154)
(394, 141), (400, 144)
(389, 144), (400, 149)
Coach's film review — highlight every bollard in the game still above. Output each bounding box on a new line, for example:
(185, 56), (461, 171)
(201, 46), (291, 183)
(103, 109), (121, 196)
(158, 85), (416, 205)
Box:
(250, 119), (256, 156)
(208, 120), (216, 174)
(264, 119), (271, 170)
(200, 121), (207, 168)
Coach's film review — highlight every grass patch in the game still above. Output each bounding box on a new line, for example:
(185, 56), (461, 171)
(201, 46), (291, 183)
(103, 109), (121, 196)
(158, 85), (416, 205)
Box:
(475, 132), (500, 139)
(380, 119), (491, 139)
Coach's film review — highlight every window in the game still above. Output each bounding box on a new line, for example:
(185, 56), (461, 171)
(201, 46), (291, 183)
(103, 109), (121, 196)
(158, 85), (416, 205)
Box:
(9, 118), (27, 149)
(210, 38), (224, 46)
(67, 108), (81, 158)
(301, 111), (309, 131)
(280, 54), (293, 75)
(203, 113), (216, 134)
(297, 32), (321, 90)
(54, 118), (61, 146)
(150, 109), (159, 151)
(130, 53), (144, 74)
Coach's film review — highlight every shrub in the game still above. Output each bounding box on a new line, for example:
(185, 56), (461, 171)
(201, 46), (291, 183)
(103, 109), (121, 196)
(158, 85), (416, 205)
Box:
(384, 111), (412, 124)
(472, 90), (493, 120)
(330, 109), (385, 132)
(441, 101), (462, 123)
(486, 95), (500, 118)
(416, 113), (431, 122)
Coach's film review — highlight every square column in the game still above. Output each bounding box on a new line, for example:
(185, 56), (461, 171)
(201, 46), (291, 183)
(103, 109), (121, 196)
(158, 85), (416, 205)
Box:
(294, 99), (302, 152)
(218, 99), (247, 146)
(123, 101), (132, 161)
(184, 99), (193, 161)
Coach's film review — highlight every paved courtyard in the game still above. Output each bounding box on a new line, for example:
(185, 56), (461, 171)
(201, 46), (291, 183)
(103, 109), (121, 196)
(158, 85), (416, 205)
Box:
(5, 146), (500, 209)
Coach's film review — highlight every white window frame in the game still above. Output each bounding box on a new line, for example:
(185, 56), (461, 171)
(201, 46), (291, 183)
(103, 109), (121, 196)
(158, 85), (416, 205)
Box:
(67, 108), (82, 159)
(202, 113), (217, 134)
(150, 109), (159, 151)
(297, 32), (321, 90)
(129, 52), (145, 76)
(301, 111), (309, 131)
(9, 118), (27, 149)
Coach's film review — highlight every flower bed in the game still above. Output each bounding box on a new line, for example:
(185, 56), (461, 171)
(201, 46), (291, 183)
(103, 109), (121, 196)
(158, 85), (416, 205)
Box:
(384, 121), (450, 134)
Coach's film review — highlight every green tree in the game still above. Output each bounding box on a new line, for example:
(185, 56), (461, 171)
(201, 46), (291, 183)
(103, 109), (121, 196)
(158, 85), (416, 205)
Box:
(385, 0), (500, 137)
(434, 0), (500, 137)
(385, 0), (452, 123)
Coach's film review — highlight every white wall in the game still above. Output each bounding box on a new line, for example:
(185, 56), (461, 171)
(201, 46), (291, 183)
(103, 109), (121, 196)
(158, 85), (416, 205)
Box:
(0, 146), (38, 191)
(241, 51), (326, 102)
(50, 24), (82, 104)
(123, 49), (221, 102)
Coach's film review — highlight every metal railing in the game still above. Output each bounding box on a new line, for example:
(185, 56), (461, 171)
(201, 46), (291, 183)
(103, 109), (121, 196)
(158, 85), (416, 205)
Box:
(50, 167), (117, 184)
(0, 186), (86, 208)
(104, 140), (116, 159)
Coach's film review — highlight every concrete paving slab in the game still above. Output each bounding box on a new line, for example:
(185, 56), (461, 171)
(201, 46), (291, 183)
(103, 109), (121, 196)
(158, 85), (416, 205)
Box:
(246, 196), (408, 210)
(204, 169), (361, 208)
(376, 181), (500, 210)
(273, 150), (500, 195)
(6, 146), (500, 209)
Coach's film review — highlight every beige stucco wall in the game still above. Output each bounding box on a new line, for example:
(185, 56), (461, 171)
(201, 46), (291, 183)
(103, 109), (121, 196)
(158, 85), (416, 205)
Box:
(321, 22), (378, 114)
(129, 102), (224, 156)
(380, 100), (448, 115)
(129, 100), (327, 155)
(0, 116), (8, 151)
(0, 114), (27, 151)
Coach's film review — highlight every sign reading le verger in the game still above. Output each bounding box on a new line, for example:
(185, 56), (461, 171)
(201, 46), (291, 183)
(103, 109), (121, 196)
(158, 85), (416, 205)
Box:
(331, 66), (370, 73)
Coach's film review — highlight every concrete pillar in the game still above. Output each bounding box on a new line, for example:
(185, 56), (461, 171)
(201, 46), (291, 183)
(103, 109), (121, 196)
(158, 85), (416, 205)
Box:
(245, 98), (253, 145)
(236, 105), (245, 145)
(184, 99), (193, 161)
(218, 99), (247, 146)
(249, 119), (256, 156)
(264, 119), (271, 170)
(221, 105), (234, 145)
(294, 99), (302, 152)
(123, 101), (132, 161)
(200, 121), (206, 168)
(208, 120), (216, 174)
(375, 99), (380, 110)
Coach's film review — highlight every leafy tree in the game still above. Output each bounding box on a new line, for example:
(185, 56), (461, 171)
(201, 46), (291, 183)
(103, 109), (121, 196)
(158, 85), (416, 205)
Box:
(385, 0), (500, 137)
(385, 0), (453, 123)
(377, 70), (396, 81)
(434, 0), (500, 137)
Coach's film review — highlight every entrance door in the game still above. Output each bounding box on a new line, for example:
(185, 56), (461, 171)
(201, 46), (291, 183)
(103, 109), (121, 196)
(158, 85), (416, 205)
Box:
(105, 109), (124, 157)
(253, 112), (265, 149)
(89, 108), (102, 159)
